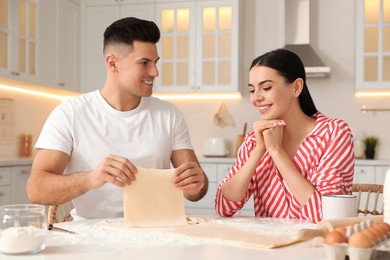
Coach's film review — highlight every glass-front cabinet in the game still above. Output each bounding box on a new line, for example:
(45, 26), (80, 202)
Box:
(0, 0), (9, 73)
(356, 0), (390, 90)
(155, 0), (240, 93)
(0, 0), (39, 81)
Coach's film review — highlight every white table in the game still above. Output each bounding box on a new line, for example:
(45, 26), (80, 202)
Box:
(0, 216), (331, 260)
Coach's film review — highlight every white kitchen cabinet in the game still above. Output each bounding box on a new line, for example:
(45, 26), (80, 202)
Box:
(185, 159), (254, 216)
(41, 0), (80, 92)
(354, 160), (390, 184)
(354, 165), (375, 184)
(154, 0), (242, 93)
(355, 0), (390, 90)
(80, 0), (155, 93)
(0, 0), (41, 83)
(11, 165), (31, 204)
(0, 167), (12, 205)
(0, 163), (31, 206)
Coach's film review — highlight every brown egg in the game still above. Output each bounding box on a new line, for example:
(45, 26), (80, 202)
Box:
(334, 226), (347, 235)
(368, 226), (384, 241)
(372, 223), (388, 238)
(361, 228), (379, 244)
(324, 230), (347, 244)
(348, 232), (372, 248)
(376, 222), (390, 233)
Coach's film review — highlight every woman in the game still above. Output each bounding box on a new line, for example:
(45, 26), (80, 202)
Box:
(215, 49), (354, 223)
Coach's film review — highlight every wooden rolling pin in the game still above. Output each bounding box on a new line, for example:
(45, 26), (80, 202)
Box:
(234, 123), (247, 156)
(297, 215), (384, 241)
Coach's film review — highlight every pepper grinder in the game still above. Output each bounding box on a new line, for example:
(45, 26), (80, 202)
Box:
(19, 133), (33, 157)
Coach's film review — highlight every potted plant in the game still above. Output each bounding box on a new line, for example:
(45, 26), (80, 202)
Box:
(363, 135), (379, 159)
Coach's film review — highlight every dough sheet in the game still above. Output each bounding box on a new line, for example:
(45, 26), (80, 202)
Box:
(123, 167), (187, 227)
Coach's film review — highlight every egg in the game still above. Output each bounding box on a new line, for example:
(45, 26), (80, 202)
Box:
(376, 222), (390, 233)
(372, 222), (388, 238)
(361, 228), (379, 244)
(334, 226), (347, 235)
(324, 230), (347, 244)
(367, 226), (383, 242)
(348, 232), (372, 248)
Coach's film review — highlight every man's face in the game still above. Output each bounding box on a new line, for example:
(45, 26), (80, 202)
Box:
(116, 41), (160, 97)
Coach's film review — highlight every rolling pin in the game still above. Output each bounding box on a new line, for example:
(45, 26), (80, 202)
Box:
(297, 215), (384, 241)
(235, 123), (247, 155)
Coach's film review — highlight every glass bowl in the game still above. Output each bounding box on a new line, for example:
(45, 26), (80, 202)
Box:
(0, 204), (47, 255)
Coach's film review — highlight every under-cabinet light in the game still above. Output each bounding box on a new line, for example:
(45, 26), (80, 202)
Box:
(355, 91), (390, 98)
(153, 92), (242, 100)
(0, 84), (77, 101)
(0, 84), (242, 101)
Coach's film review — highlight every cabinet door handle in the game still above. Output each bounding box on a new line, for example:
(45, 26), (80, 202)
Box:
(58, 83), (65, 87)
(11, 71), (20, 76)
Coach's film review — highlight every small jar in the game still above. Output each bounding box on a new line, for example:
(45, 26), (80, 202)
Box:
(0, 204), (47, 255)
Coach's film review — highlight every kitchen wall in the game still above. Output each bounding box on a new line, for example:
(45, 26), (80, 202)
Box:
(1, 0), (389, 160)
(0, 88), (61, 158)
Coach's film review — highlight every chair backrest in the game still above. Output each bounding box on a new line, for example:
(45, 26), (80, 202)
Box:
(352, 183), (384, 216)
(48, 202), (74, 224)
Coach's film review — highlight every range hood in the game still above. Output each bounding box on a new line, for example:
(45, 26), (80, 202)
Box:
(284, 0), (330, 77)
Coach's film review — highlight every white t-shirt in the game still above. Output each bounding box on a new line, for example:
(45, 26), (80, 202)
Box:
(35, 90), (193, 219)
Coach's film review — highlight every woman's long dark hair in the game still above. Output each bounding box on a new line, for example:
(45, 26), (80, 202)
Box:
(250, 49), (318, 116)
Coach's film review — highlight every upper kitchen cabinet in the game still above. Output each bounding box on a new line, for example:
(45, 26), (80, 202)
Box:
(154, 0), (241, 93)
(356, 0), (390, 90)
(41, 0), (80, 92)
(0, 0), (40, 83)
(80, 0), (155, 93)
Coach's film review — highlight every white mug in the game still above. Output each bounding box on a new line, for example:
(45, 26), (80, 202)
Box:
(322, 194), (357, 220)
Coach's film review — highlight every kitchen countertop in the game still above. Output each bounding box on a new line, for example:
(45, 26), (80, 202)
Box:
(355, 159), (390, 166)
(198, 157), (236, 164)
(0, 157), (33, 166)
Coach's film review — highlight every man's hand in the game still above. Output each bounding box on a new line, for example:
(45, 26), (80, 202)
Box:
(89, 154), (138, 189)
(173, 162), (207, 201)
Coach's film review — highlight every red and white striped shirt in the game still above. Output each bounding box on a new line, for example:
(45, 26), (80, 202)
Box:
(215, 112), (355, 223)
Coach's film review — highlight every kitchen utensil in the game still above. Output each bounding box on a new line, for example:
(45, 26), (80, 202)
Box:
(48, 223), (77, 234)
(297, 215), (384, 241)
(234, 123), (247, 156)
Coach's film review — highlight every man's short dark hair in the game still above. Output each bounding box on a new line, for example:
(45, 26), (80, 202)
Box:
(103, 17), (160, 54)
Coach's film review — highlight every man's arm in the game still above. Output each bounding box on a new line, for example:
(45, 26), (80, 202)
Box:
(26, 149), (91, 205)
(171, 149), (208, 201)
(26, 149), (138, 205)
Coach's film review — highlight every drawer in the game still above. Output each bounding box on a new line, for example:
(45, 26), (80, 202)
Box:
(0, 167), (12, 186)
(0, 186), (12, 205)
(354, 166), (375, 184)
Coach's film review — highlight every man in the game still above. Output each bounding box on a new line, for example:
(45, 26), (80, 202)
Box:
(26, 17), (208, 220)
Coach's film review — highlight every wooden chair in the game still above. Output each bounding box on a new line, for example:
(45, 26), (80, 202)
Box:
(48, 202), (74, 224)
(352, 183), (384, 216)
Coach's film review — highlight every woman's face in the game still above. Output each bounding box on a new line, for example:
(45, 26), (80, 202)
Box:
(248, 66), (297, 120)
